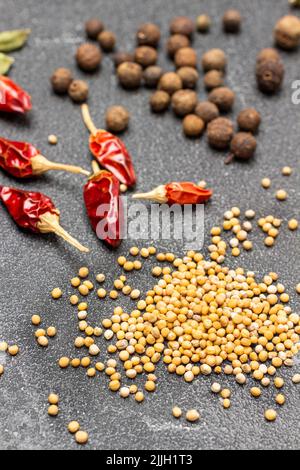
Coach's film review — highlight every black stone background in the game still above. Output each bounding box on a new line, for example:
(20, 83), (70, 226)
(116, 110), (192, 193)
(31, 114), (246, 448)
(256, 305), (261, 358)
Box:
(0, 0), (300, 450)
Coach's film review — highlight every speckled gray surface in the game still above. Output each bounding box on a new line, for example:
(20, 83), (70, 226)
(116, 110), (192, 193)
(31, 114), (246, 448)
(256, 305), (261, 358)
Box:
(0, 0), (300, 451)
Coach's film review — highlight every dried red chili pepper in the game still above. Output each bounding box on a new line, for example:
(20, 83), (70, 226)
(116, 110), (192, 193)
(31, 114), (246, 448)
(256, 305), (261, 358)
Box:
(81, 104), (136, 187)
(0, 185), (89, 252)
(0, 76), (32, 114)
(132, 181), (213, 205)
(0, 136), (90, 178)
(83, 161), (123, 248)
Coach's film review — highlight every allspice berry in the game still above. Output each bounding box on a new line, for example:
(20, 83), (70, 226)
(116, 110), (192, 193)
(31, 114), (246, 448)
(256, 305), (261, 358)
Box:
(204, 70), (224, 90)
(68, 80), (89, 103)
(158, 72), (182, 95)
(196, 14), (211, 33)
(207, 117), (234, 149)
(134, 46), (157, 68)
(113, 51), (134, 68)
(76, 43), (102, 72)
(51, 68), (73, 94)
(256, 59), (284, 94)
(174, 47), (197, 68)
(229, 132), (257, 161)
(237, 108), (261, 133)
(223, 9), (242, 33)
(85, 18), (104, 39)
(143, 66), (163, 88)
(177, 67), (199, 88)
(195, 101), (220, 124)
(208, 87), (235, 112)
(150, 90), (170, 113)
(256, 48), (280, 64)
(171, 89), (198, 116)
(117, 62), (143, 89)
(98, 31), (116, 52)
(202, 49), (227, 71)
(183, 115), (205, 137)
(166, 34), (190, 58)
(274, 15), (300, 50)
(105, 106), (130, 133)
(170, 16), (195, 37)
(136, 23), (161, 47)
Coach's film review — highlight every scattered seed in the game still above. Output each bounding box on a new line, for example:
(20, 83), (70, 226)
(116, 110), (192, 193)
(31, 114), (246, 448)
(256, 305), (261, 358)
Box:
(51, 288), (62, 299)
(186, 409), (200, 422)
(264, 409), (277, 422)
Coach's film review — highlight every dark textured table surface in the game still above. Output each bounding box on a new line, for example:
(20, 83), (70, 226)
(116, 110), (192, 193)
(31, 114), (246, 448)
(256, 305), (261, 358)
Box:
(0, 0), (300, 451)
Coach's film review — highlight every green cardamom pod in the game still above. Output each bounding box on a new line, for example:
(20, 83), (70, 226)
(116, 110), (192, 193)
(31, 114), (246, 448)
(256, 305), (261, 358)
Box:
(0, 52), (14, 74)
(0, 29), (31, 52)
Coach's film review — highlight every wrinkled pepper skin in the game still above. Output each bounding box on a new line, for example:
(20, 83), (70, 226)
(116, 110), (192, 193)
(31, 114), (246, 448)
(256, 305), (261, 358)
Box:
(0, 76), (32, 114)
(0, 137), (38, 177)
(83, 170), (123, 248)
(89, 131), (136, 187)
(165, 182), (213, 205)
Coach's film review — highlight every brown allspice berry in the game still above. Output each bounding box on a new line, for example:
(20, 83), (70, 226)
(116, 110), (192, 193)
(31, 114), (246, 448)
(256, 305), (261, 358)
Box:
(143, 66), (163, 88)
(166, 34), (190, 58)
(223, 9), (242, 33)
(183, 114), (205, 137)
(202, 49), (227, 71)
(85, 18), (104, 39)
(51, 68), (73, 94)
(174, 47), (197, 68)
(196, 14), (211, 33)
(158, 72), (182, 95)
(226, 132), (257, 163)
(98, 31), (116, 52)
(195, 101), (220, 124)
(274, 15), (300, 50)
(117, 62), (143, 89)
(177, 67), (199, 89)
(150, 90), (170, 113)
(237, 108), (261, 133)
(170, 16), (195, 37)
(105, 106), (130, 133)
(76, 43), (102, 72)
(134, 46), (157, 68)
(256, 59), (284, 94)
(68, 80), (89, 103)
(208, 87), (235, 112)
(171, 89), (198, 117)
(207, 117), (234, 149)
(113, 51), (134, 68)
(204, 70), (224, 90)
(256, 48), (280, 65)
(136, 23), (161, 47)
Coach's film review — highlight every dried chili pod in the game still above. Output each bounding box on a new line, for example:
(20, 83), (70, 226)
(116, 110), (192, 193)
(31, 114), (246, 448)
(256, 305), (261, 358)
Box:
(0, 136), (90, 178)
(0, 76), (31, 113)
(132, 181), (213, 205)
(0, 185), (89, 253)
(81, 104), (136, 187)
(83, 161), (123, 248)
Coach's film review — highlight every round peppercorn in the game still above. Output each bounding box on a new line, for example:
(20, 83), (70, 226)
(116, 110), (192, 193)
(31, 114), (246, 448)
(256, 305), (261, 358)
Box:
(204, 70), (224, 90)
(170, 16), (195, 37)
(183, 114), (205, 137)
(171, 89), (197, 117)
(76, 43), (102, 72)
(195, 101), (220, 124)
(143, 66), (163, 88)
(117, 62), (142, 89)
(256, 59), (284, 94)
(207, 117), (234, 149)
(150, 90), (170, 113)
(174, 47), (197, 68)
(105, 106), (130, 133)
(136, 23), (161, 47)
(158, 72), (182, 95)
(202, 49), (227, 71)
(230, 132), (257, 161)
(223, 9), (242, 33)
(274, 15), (300, 50)
(85, 18), (104, 39)
(256, 48), (280, 64)
(51, 68), (73, 94)
(134, 46), (157, 68)
(208, 87), (235, 112)
(68, 80), (89, 103)
(177, 67), (199, 89)
(166, 34), (190, 58)
(237, 108), (261, 133)
(98, 31), (116, 52)
(113, 51), (134, 68)
(196, 14), (211, 33)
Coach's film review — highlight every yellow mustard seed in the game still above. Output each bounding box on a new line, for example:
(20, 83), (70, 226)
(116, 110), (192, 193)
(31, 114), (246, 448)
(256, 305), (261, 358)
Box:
(48, 404), (59, 416)
(232, 247), (240, 257)
(95, 362), (105, 372)
(71, 358), (81, 368)
(78, 267), (89, 278)
(276, 189), (287, 201)
(37, 336), (48, 347)
(31, 315), (41, 326)
(70, 295), (79, 305)
(133, 260), (142, 270)
(288, 219), (298, 231)
(68, 421), (80, 434)
(58, 357), (70, 368)
(261, 178), (271, 189)
(47, 326), (57, 337)
(97, 288), (107, 298)
(118, 256), (126, 266)
(186, 409), (200, 422)
(152, 266), (162, 277)
(83, 280), (94, 290)
(222, 399), (231, 409)
(109, 290), (118, 299)
(243, 240), (253, 251)
(145, 380), (156, 392)
(8, 345), (19, 356)
(120, 184), (128, 193)
(71, 277), (81, 287)
(292, 374), (300, 384)
(148, 246), (156, 255)
(124, 261), (134, 271)
(140, 248), (150, 258)
(48, 134), (58, 145)
(250, 387), (261, 398)
(0, 341), (8, 352)
(48, 393), (59, 405)
(282, 166), (292, 176)
(275, 393), (285, 405)
(87, 368), (96, 377)
(274, 377), (284, 388)
(81, 357), (91, 368)
(265, 237), (275, 247)
(264, 409), (277, 422)
(130, 246), (139, 256)
(172, 406), (182, 418)
(96, 273), (106, 283)
(0, 364), (4, 375)
(78, 285), (89, 296)
(75, 430), (89, 444)
(78, 302), (88, 311)
(51, 288), (62, 299)
(135, 391), (145, 402)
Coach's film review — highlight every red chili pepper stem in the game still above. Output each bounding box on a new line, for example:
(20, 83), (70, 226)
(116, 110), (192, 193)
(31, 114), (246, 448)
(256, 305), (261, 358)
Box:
(81, 103), (104, 136)
(132, 185), (167, 203)
(30, 154), (91, 176)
